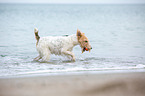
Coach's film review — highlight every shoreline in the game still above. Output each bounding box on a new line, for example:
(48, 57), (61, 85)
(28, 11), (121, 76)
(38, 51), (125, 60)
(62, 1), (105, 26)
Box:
(0, 72), (145, 96)
(1, 69), (145, 79)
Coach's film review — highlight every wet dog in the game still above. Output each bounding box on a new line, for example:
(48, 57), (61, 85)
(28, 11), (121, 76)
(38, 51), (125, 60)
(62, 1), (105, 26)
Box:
(34, 28), (92, 61)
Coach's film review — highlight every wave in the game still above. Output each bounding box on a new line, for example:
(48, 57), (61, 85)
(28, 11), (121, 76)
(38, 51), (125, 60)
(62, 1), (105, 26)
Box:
(0, 63), (145, 77)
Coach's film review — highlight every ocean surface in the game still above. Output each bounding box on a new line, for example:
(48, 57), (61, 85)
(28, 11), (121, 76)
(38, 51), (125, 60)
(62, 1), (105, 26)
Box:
(0, 4), (145, 77)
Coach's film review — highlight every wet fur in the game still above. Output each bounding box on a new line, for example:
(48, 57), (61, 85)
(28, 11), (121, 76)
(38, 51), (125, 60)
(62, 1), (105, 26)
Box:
(34, 28), (91, 62)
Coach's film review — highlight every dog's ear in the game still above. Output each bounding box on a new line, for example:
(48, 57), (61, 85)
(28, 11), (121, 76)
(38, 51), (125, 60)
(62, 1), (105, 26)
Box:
(77, 29), (82, 40)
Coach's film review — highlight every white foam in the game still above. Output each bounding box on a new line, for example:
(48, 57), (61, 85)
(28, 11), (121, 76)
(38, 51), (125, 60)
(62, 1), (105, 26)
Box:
(136, 64), (145, 68)
(12, 64), (145, 76)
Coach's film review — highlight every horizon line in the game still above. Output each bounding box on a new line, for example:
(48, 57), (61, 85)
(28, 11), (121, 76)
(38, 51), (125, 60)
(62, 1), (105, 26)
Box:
(0, 2), (145, 4)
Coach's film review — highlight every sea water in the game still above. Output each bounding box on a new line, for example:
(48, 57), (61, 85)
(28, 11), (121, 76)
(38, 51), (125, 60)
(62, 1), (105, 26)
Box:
(0, 4), (145, 77)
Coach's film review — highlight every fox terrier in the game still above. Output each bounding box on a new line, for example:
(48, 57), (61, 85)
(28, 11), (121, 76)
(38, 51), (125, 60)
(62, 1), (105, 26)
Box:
(34, 28), (92, 61)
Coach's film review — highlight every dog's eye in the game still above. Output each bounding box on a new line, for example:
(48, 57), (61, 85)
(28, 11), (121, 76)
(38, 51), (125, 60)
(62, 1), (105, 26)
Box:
(85, 41), (88, 43)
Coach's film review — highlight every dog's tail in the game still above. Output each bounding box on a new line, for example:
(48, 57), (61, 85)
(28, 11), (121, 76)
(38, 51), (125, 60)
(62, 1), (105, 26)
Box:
(34, 28), (40, 45)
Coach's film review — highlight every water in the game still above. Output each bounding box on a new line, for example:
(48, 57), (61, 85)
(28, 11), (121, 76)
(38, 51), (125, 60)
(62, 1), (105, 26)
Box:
(0, 4), (145, 77)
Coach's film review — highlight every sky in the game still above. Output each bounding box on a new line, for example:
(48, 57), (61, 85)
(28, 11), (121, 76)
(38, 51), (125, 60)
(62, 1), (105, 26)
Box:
(0, 0), (145, 4)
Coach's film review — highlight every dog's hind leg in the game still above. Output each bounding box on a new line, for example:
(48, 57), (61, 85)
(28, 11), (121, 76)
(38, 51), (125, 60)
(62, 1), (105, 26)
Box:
(34, 55), (42, 61)
(41, 48), (51, 62)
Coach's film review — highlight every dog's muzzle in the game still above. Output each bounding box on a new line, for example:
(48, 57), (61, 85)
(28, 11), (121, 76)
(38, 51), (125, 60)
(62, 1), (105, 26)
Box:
(82, 47), (92, 53)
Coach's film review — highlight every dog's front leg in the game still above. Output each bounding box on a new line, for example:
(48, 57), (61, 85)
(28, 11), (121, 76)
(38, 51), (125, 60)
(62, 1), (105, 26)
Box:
(62, 50), (75, 61)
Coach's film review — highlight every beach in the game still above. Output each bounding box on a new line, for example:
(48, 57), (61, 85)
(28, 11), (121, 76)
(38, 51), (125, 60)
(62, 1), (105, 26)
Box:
(0, 72), (145, 96)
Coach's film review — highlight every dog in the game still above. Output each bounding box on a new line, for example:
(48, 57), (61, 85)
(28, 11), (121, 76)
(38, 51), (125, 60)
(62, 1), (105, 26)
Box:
(34, 28), (92, 61)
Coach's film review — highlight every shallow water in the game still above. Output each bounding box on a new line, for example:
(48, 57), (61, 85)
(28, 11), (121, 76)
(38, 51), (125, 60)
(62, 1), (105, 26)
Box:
(0, 4), (145, 77)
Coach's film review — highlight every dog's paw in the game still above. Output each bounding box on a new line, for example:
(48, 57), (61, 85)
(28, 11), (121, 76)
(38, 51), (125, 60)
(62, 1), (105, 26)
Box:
(71, 57), (76, 61)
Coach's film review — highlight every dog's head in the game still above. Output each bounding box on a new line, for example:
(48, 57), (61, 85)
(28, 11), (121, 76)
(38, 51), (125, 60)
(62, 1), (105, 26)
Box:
(77, 29), (92, 53)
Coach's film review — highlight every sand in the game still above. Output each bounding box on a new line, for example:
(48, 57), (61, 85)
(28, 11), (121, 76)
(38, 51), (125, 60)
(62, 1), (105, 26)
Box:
(0, 72), (145, 96)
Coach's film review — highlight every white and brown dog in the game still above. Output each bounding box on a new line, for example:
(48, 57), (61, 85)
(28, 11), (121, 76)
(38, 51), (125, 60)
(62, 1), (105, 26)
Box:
(34, 28), (92, 61)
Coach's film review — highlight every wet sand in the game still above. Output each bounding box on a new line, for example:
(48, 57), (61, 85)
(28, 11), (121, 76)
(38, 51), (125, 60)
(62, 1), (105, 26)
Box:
(0, 72), (145, 96)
